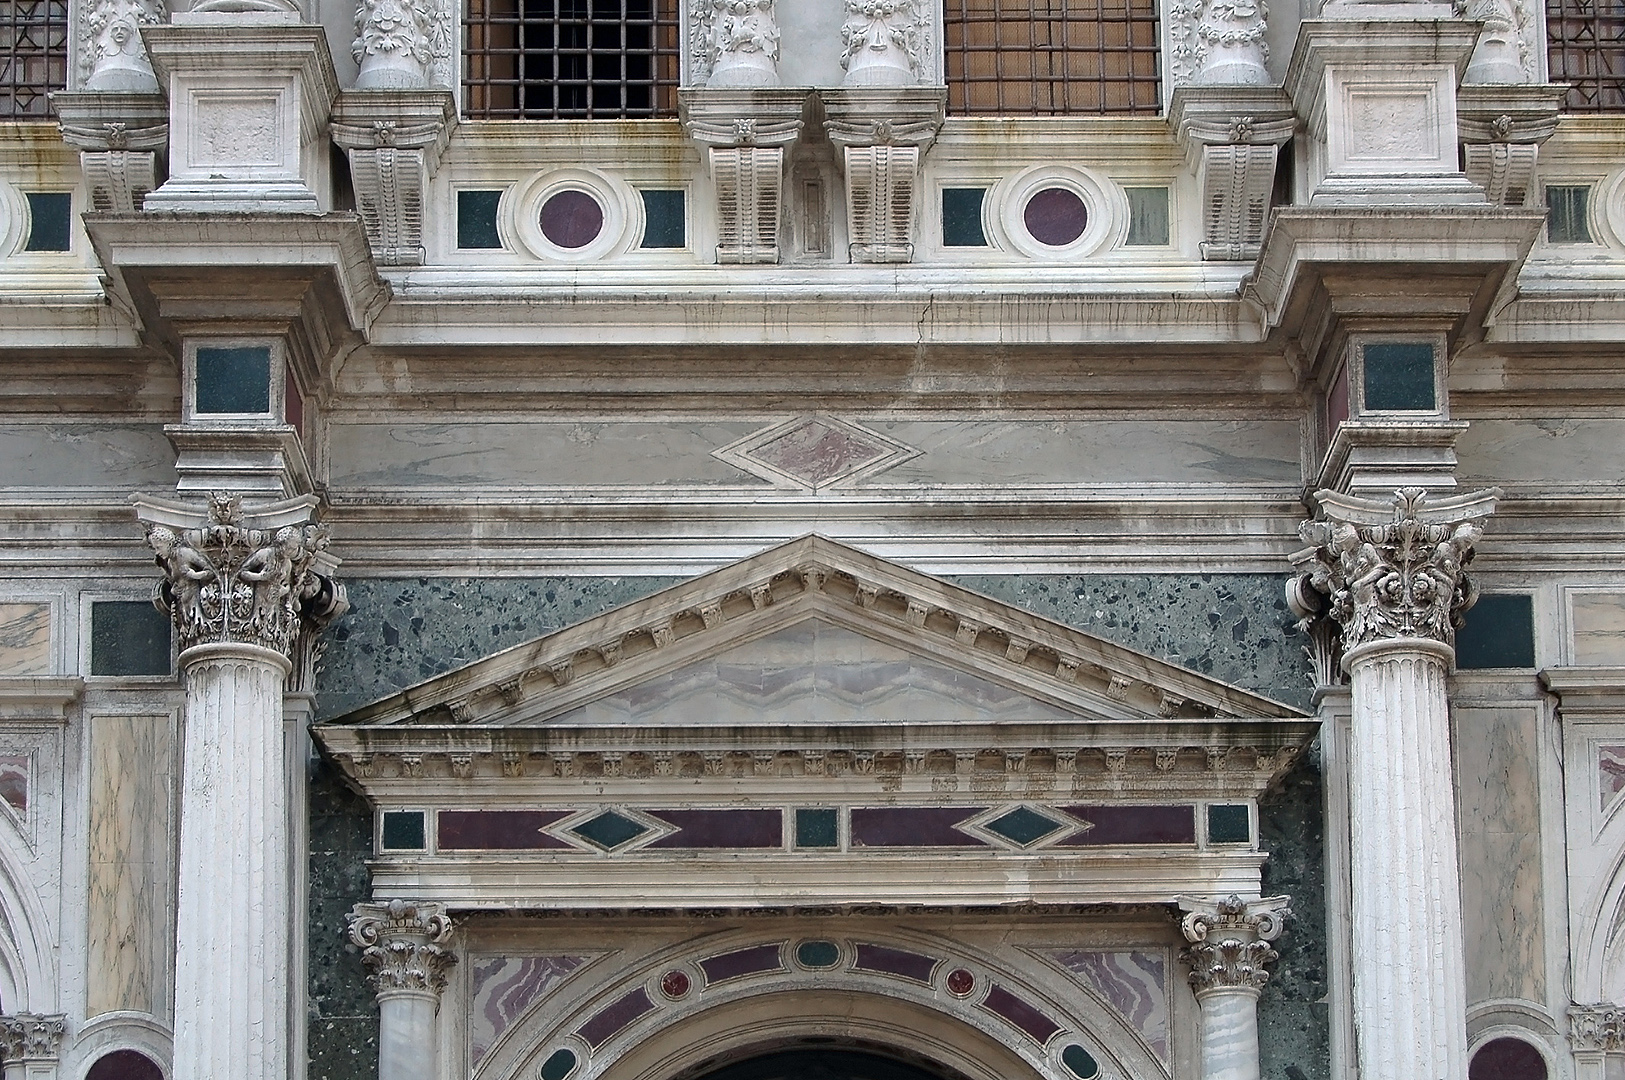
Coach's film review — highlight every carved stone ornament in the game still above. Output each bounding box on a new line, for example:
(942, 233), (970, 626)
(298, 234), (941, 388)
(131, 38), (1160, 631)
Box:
(0, 1014), (66, 1063)
(841, 0), (927, 87)
(141, 492), (348, 661)
(1462, 0), (1534, 84)
(1166, 0), (1268, 87)
(348, 899), (457, 996)
(80, 0), (165, 92)
(691, 0), (781, 87)
(1179, 895), (1290, 994)
(352, 0), (454, 90)
(1572, 1003), (1625, 1050)
(1288, 486), (1500, 655)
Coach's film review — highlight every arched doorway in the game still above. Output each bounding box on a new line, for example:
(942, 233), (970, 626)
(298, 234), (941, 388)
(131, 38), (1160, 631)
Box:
(685, 1045), (959, 1080)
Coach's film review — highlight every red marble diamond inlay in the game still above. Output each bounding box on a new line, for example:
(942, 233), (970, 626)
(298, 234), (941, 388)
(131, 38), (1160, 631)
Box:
(749, 420), (889, 486)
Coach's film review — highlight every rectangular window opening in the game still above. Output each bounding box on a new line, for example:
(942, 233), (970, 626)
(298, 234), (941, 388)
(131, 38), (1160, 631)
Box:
(463, 0), (680, 119)
(1547, 184), (1594, 244)
(942, 187), (988, 247)
(944, 0), (1161, 116)
(0, 0), (67, 119)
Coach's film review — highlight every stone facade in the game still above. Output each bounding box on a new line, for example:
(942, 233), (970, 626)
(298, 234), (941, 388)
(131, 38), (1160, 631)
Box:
(0, 3), (1620, 1080)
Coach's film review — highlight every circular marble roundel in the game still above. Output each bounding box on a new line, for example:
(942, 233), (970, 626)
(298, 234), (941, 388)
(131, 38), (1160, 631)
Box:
(87, 1051), (165, 1080)
(1023, 187), (1088, 247)
(540, 189), (605, 249)
(1468, 1037), (1546, 1080)
(661, 969), (692, 998)
(945, 968), (975, 996)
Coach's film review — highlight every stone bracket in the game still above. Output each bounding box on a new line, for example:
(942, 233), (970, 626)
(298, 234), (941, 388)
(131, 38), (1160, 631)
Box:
(823, 87), (944, 265)
(681, 88), (806, 266)
(1170, 87), (1294, 263)
(54, 90), (168, 213)
(331, 90), (457, 267)
(1456, 84), (1567, 208)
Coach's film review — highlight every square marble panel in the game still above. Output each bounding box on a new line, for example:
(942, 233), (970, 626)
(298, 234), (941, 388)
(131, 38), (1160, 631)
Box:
(0, 603), (50, 676)
(1574, 592), (1625, 666)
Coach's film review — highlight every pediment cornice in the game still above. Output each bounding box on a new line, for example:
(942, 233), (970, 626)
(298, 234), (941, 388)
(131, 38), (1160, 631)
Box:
(325, 536), (1306, 737)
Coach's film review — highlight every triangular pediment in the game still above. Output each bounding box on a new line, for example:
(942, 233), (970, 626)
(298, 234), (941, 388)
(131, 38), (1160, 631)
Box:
(320, 535), (1305, 735)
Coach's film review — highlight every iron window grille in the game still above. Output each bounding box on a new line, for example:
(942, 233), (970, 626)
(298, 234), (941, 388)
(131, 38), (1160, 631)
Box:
(944, 0), (1161, 115)
(1548, 0), (1625, 111)
(464, 0), (679, 119)
(0, 0), (67, 118)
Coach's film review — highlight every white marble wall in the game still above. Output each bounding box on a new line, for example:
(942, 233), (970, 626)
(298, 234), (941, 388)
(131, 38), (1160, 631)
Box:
(1574, 593), (1625, 665)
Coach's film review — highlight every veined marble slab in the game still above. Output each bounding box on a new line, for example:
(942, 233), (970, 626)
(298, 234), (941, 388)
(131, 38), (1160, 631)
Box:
(1574, 592), (1625, 666)
(1048, 949), (1170, 1063)
(1454, 705), (1545, 1005)
(548, 619), (1078, 728)
(0, 603), (50, 676)
(1457, 419), (1625, 485)
(87, 714), (175, 1018)
(470, 955), (587, 1066)
(0, 424), (177, 488)
(327, 421), (772, 488)
(859, 420), (1301, 486)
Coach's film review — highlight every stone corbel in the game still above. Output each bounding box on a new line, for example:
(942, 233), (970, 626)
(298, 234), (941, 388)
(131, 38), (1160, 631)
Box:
(0, 1015), (66, 1080)
(1169, 87), (1294, 262)
(331, 90), (456, 266)
(1457, 85), (1566, 207)
(53, 92), (168, 213)
(681, 89), (806, 265)
(823, 88), (944, 264)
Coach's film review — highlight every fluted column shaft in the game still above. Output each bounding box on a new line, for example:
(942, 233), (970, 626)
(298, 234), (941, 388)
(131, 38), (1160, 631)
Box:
(1345, 638), (1467, 1080)
(173, 642), (292, 1080)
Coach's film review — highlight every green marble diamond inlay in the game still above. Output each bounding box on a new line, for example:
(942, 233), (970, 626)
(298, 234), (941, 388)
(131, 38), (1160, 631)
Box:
(986, 806), (1066, 847)
(570, 810), (651, 851)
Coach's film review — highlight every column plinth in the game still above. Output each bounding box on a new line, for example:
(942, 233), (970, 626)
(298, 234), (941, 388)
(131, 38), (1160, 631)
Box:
(1179, 896), (1289, 1080)
(135, 490), (346, 1080)
(1290, 485), (1499, 1080)
(348, 900), (457, 1080)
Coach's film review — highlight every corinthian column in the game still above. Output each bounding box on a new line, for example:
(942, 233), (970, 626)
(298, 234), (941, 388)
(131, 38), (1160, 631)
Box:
(348, 901), (457, 1080)
(1178, 896), (1288, 1080)
(1289, 485), (1499, 1080)
(134, 491), (347, 1080)
(0, 1015), (66, 1080)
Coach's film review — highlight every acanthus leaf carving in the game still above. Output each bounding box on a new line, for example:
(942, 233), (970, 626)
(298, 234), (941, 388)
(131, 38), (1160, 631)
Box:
(0, 1014), (66, 1063)
(352, 0), (454, 89)
(1572, 1003), (1625, 1051)
(1289, 486), (1499, 655)
(691, 0), (780, 87)
(141, 491), (348, 663)
(1179, 894), (1290, 994)
(347, 899), (457, 996)
(840, 0), (927, 87)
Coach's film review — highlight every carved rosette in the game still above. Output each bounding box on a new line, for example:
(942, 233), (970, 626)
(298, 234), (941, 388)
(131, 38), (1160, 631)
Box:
(348, 899), (457, 998)
(1288, 487), (1500, 657)
(840, 0), (926, 87)
(81, 0), (165, 91)
(352, 0), (454, 90)
(1179, 895), (1290, 995)
(691, 0), (780, 87)
(1572, 1004), (1625, 1051)
(0, 1014), (66, 1063)
(141, 492), (348, 663)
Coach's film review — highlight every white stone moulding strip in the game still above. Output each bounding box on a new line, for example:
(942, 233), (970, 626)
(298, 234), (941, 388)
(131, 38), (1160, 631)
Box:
(364, 853), (1270, 909)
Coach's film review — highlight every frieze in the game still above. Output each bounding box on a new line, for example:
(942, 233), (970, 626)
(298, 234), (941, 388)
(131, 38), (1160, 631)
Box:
(1572, 1003), (1625, 1050)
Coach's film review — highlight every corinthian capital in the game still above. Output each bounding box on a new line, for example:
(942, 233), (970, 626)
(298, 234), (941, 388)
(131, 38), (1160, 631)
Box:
(0, 1014), (66, 1063)
(1179, 895), (1289, 994)
(1572, 1003), (1625, 1050)
(134, 492), (348, 663)
(1288, 486), (1500, 655)
(348, 899), (457, 997)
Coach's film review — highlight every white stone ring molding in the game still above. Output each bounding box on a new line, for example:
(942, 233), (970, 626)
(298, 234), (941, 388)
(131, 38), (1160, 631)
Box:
(990, 165), (1122, 261)
(510, 168), (639, 264)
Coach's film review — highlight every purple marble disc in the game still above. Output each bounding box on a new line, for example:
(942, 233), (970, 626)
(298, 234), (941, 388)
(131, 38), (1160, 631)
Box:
(540, 189), (605, 249)
(1023, 187), (1087, 247)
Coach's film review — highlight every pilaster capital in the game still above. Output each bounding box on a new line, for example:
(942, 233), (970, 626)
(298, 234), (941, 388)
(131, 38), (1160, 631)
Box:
(1288, 486), (1500, 657)
(1178, 894), (1290, 994)
(348, 899), (457, 997)
(1571, 1003), (1625, 1051)
(134, 491), (348, 665)
(0, 1014), (66, 1064)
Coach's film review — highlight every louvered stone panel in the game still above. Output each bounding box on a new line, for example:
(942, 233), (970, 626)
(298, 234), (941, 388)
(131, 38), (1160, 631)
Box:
(844, 144), (918, 264)
(711, 145), (783, 265)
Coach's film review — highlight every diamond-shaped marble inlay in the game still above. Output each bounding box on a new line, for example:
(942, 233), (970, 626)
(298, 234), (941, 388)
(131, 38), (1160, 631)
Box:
(985, 806), (1066, 847)
(714, 414), (920, 489)
(570, 810), (651, 851)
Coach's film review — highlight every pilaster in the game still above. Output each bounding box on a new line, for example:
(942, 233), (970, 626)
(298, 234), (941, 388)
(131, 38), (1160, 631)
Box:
(348, 901), (456, 1080)
(1179, 896), (1290, 1080)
